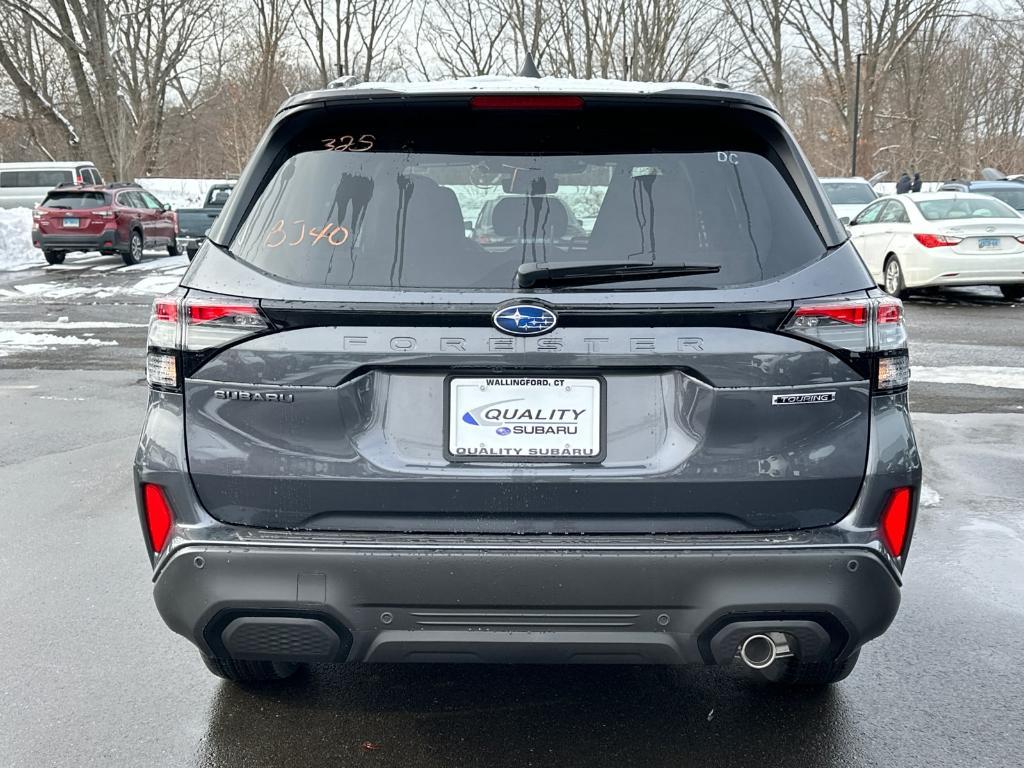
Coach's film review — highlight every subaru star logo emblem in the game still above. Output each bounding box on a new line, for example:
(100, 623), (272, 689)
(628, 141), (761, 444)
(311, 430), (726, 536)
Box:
(492, 304), (558, 336)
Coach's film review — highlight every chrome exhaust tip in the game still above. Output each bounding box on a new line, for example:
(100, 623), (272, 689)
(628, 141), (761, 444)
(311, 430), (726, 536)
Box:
(739, 632), (793, 669)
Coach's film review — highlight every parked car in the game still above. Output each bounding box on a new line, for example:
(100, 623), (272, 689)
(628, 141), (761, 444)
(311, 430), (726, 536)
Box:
(31, 181), (178, 265)
(819, 176), (878, 221)
(135, 77), (919, 688)
(0, 161), (103, 209)
(848, 192), (1024, 299)
(176, 183), (234, 260)
(938, 179), (1024, 213)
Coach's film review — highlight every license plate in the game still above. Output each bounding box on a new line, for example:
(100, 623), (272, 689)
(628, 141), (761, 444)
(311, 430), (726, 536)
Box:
(447, 376), (603, 462)
(62, 217), (80, 228)
(978, 237), (1000, 249)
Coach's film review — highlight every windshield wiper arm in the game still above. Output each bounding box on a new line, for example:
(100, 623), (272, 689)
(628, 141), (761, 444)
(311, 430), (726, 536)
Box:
(516, 260), (721, 289)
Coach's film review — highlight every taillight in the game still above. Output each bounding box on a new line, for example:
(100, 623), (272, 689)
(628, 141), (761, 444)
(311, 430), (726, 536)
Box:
(32, 208), (43, 221)
(142, 484), (174, 553)
(783, 300), (871, 351)
(470, 95), (584, 110)
(880, 487), (913, 557)
(185, 297), (266, 351)
(781, 296), (909, 391)
(913, 233), (962, 248)
(95, 210), (115, 219)
(146, 291), (270, 391)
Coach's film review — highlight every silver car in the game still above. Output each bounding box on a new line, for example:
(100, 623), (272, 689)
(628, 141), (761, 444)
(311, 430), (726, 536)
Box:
(134, 78), (920, 687)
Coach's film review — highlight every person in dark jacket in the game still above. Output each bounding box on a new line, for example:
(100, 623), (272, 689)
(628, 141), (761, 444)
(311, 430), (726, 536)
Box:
(896, 172), (912, 194)
(911, 172), (923, 192)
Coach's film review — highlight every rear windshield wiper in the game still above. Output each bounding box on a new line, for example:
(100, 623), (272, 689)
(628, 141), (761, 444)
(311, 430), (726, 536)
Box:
(516, 260), (721, 289)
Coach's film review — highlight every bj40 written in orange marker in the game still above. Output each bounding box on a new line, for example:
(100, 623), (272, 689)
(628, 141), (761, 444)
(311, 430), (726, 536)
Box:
(264, 220), (350, 248)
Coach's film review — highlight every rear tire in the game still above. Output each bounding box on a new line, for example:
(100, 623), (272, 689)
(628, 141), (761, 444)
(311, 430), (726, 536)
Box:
(200, 653), (300, 683)
(1000, 284), (1024, 301)
(167, 238), (181, 257)
(883, 256), (908, 298)
(122, 230), (143, 265)
(43, 250), (65, 265)
(753, 649), (861, 686)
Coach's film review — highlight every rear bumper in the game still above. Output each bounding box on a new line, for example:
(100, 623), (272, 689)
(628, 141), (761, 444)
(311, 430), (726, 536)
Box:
(179, 235), (205, 253)
(137, 389), (920, 667)
(153, 541), (900, 666)
(32, 229), (122, 252)
(911, 254), (1024, 287)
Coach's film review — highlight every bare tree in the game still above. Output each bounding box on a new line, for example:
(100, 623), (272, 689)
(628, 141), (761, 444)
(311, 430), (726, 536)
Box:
(784, 0), (962, 172)
(722, 0), (794, 113)
(298, 0), (363, 84)
(0, 0), (221, 178)
(295, 0), (409, 85)
(413, 0), (512, 78)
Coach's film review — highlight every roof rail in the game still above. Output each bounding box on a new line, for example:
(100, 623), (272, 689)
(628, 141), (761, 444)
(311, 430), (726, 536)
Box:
(55, 181), (80, 188)
(328, 74), (360, 89)
(107, 181), (140, 189)
(700, 76), (731, 89)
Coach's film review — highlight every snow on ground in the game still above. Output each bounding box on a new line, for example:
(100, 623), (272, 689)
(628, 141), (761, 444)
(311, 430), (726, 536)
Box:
(919, 484), (942, 508)
(0, 320), (144, 330)
(0, 208), (42, 271)
(0, 273), (182, 301)
(0, 329), (118, 357)
(913, 366), (1024, 390)
(134, 177), (234, 209)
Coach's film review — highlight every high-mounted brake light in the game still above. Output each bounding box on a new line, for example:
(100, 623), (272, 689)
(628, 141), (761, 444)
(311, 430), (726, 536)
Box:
(914, 233), (962, 248)
(880, 487), (913, 557)
(142, 484), (174, 553)
(781, 296), (910, 391)
(470, 95), (584, 110)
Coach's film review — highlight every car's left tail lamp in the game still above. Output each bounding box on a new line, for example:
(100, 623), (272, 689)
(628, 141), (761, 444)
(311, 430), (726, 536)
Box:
(146, 291), (269, 391)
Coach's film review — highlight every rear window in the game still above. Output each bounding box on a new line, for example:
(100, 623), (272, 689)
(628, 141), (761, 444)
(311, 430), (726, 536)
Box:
(228, 101), (825, 290)
(985, 188), (1024, 211)
(41, 191), (108, 209)
(822, 182), (876, 205)
(915, 197), (1020, 221)
(1, 169), (74, 188)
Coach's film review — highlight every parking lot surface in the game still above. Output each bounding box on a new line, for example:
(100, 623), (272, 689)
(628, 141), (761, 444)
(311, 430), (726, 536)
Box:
(1, 253), (1022, 767)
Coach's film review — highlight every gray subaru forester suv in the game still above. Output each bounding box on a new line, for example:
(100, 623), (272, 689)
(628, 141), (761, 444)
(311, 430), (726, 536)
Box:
(134, 78), (920, 686)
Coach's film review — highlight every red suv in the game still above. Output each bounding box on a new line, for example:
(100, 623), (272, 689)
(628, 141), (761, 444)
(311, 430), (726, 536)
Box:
(32, 182), (179, 265)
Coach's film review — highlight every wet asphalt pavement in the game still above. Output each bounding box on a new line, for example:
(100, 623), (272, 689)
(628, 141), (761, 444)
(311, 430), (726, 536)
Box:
(1, 253), (1022, 767)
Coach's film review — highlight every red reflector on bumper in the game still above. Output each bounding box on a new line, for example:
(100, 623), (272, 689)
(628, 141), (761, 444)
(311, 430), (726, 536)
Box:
(142, 484), (174, 553)
(880, 487), (913, 557)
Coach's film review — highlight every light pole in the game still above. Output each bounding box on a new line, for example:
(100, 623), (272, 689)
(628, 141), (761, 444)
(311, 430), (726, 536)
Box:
(850, 52), (866, 177)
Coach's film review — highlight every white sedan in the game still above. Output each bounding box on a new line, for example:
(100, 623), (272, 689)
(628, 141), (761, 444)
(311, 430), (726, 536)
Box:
(848, 192), (1024, 300)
